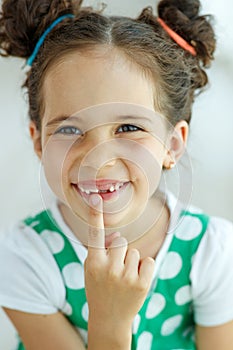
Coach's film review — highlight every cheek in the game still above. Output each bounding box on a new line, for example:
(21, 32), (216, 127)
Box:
(41, 139), (73, 201)
(119, 138), (164, 195)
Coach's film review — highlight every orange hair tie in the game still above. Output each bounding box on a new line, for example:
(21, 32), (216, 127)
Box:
(157, 17), (197, 57)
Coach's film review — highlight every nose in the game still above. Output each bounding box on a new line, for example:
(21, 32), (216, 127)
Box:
(80, 129), (118, 172)
(83, 143), (117, 170)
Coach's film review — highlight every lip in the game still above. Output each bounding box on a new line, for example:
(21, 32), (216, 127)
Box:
(72, 181), (130, 202)
(73, 179), (129, 191)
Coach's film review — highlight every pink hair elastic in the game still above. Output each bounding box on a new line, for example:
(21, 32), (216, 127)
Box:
(157, 17), (197, 56)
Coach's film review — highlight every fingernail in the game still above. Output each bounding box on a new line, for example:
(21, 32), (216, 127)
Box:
(89, 194), (101, 207)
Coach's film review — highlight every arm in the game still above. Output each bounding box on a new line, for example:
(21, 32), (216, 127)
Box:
(87, 318), (133, 350)
(3, 308), (86, 350)
(3, 307), (133, 350)
(196, 321), (233, 350)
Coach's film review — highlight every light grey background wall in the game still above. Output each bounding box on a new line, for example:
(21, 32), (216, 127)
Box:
(0, 0), (233, 349)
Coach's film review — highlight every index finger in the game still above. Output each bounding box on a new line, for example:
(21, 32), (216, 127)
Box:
(88, 194), (105, 255)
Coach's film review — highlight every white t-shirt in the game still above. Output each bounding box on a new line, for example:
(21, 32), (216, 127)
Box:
(0, 191), (233, 327)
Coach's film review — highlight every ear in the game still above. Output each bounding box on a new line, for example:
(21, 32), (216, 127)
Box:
(163, 120), (189, 168)
(29, 121), (42, 160)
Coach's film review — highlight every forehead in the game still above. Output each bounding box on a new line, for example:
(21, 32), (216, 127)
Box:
(41, 48), (157, 124)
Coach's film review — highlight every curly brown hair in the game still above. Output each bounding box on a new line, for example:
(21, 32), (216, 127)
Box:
(0, 0), (216, 131)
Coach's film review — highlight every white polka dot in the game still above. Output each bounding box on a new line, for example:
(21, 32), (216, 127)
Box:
(81, 302), (89, 322)
(77, 327), (88, 345)
(159, 252), (182, 279)
(62, 262), (85, 289)
(132, 314), (141, 334)
(30, 220), (40, 228)
(63, 301), (73, 316)
(41, 230), (65, 254)
(175, 285), (192, 305)
(175, 215), (203, 241)
(161, 315), (183, 336)
(137, 331), (153, 350)
(145, 293), (166, 319)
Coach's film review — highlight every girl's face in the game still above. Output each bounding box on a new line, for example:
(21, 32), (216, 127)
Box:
(32, 48), (185, 229)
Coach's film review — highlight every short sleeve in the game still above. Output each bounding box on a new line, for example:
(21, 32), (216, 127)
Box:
(0, 222), (66, 314)
(191, 216), (233, 326)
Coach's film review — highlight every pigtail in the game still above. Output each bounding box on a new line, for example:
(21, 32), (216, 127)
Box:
(0, 0), (85, 60)
(158, 0), (216, 68)
(137, 0), (216, 95)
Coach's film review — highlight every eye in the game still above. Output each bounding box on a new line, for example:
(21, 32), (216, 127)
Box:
(54, 126), (82, 135)
(117, 124), (144, 133)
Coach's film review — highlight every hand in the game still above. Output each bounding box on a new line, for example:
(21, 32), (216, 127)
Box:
(84, 193), (155, 327)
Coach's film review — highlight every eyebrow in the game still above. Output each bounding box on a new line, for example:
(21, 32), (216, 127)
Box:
(46, 116), (80, 127)
(45, 114), (153, 127)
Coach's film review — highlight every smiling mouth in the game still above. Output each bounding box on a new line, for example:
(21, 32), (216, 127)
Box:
(72, 181), (130, 201)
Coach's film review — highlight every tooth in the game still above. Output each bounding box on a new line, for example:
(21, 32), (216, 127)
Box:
(109, 186), (115, 192)
(79, 183), (126, 194)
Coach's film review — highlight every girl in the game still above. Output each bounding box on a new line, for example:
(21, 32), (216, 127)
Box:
(0, 0), (233, 349)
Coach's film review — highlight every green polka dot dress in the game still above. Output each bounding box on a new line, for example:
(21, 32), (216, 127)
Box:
(16, 207), (209, 350)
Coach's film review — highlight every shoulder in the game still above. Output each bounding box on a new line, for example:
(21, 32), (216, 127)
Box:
(0, 218), (47, 259)
(0, 211), (62, 265)
(192, 214), (233, 267)
(165, 191), (233, 326)
(0, 210), (66, 314)
(207, 214), (233, 241)
(166, 190), (233, 245)
(190, 214), (233, 326)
